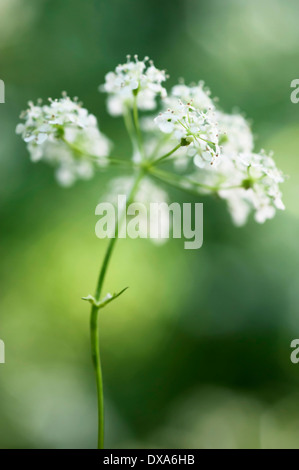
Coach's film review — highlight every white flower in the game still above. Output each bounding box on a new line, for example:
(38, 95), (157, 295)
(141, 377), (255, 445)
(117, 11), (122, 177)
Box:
(216, 111), (254, 155)
(154, 101), (220, 167)
(218, 188), (252, 226)
(100, 55), (167, 116)
(16, 94), (111, 186)
(170, 81), (215, 112)
(191, 149), (285, 225)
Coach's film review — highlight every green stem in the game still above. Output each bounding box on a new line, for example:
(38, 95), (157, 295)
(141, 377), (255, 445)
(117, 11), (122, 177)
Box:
(150, 167), (204, 198)
(133, 94), (144, 159)
(108, 159), (135, 167)
(150, 167), (243, 193)
(149, 133), (171, 160)
(123, 107), (137, 153)
(151, 143), (182, 166)
(62, 137), (134, 168)
(89, 170), (144, 449)
(90, 305), (105, 449)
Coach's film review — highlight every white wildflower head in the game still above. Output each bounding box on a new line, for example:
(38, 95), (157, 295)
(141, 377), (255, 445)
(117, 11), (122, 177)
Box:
(100, 55), (167, 116)
(237, 150), (285, 223)
(16, 93), (111, 186)
(155, 101), (220, 168)
(191, 149), (285, 225)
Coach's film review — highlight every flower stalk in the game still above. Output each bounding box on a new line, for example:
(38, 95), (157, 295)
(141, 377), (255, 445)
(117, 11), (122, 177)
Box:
(89, 169), (144, 449)
(16, 54), (285, 449)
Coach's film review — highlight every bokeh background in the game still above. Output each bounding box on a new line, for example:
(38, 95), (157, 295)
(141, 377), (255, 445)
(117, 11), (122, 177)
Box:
(1, 0), (299, 449)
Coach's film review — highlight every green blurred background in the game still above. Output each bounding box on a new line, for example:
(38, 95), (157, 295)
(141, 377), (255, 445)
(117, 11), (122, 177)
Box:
(1, 0), (299, 449)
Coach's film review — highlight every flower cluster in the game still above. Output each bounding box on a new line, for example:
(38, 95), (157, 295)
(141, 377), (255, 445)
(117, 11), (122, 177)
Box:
(17, 55), (285, 225)
(188, 111), (284, 224)
(170, 81), (215, 112)
(219, 150), (284, 225)
(100, 55), (167, 116)
(149, 81), (284, 224)
(154, 102), (220, 167)
(16, 94), (110, 186)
